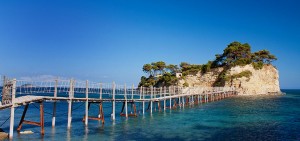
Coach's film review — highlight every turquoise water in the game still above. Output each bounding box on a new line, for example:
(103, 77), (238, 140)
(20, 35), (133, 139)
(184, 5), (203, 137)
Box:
(1, 90), (300, 141)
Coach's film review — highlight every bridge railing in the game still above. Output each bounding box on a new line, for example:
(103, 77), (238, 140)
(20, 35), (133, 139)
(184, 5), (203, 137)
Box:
(1, 76), (15, 106)
(0, 77), (236, 107)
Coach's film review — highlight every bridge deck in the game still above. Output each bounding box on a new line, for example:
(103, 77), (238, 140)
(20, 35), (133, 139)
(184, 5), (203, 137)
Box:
(0, 96), (45, 110)
(0, 90), (235, 110)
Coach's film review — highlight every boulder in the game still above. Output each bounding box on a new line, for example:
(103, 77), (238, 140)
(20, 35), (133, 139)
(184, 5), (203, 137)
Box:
(0, 132), (8, 140)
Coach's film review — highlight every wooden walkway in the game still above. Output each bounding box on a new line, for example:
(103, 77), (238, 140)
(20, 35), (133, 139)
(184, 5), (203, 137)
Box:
(0, 96), (45, 110)
(0, 78), (237, 139)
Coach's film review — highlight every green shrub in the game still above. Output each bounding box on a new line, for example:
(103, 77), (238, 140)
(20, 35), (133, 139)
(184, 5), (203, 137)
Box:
(233, 58), (252, 67)
(213, 69), (228, 87)
(252, 62), (264, 70)
(183, 82), (189, 87)
(201, 61), (212, 74)
(231, 70), (252, 79)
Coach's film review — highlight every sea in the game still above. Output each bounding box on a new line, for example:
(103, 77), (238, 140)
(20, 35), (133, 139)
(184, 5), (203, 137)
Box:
(0, 89), (299, 141)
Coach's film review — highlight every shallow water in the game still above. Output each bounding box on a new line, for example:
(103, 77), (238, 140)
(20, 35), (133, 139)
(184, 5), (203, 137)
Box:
(1, 90), (299, 141)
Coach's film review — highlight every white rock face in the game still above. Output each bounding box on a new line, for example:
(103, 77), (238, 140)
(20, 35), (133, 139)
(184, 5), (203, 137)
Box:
(179, 64), (280, 95)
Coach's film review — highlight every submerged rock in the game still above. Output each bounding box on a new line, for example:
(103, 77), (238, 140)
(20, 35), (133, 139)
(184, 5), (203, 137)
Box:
(20, 130), (34, 134)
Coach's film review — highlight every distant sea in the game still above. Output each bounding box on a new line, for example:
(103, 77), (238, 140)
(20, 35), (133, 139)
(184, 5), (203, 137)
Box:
(0, 89), (299, 141)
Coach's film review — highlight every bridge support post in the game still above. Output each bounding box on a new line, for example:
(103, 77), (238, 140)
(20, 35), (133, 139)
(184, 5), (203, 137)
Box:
(181, 88), (184, 108)
(67, 79), (74, 129)
(17, 102), (44, 135)
(142, 87), (145, 114)
(178, 96), (181, 108)
(111, 82), (116, 121)
(169, 86), (172, 109)
(206, 93), (209, 103)
(85, 80), (89, 126)
(164, 87), (166, 111)
(200, 94), (202, 103)
(125, 84), (128, 118)
(150, 86), (153, 114)
(40, 102), (45, 135)
(192, 95), (194, 104)
(140, 86), (142, 100)
(99, 83), (102, 118)
(208, 94), (209, 102)
(9, 78), (16, 139)
(131, 84), (134, 100)
(67, 100), (72, 129)
(52, 79), (58, 127)
(182, 96), (185, 108)
(17, 104), (28, 132)
(100, 103), (105, 124)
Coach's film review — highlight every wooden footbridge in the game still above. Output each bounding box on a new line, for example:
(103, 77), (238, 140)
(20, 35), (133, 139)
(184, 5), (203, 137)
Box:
(0, 77), (237, 139)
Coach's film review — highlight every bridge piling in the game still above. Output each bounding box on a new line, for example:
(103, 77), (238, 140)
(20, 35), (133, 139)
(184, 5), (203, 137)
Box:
(9, 79), (16, 139)
(99, 83), (102, 118)
(67, 79), (74, 129)
(164, 87), (166, 111)
(125, 84), (128, 118)
(150, 86), (153, 114)
(111, 82), (116, 121)
(142, 87), (145, 114)
(85, 80), (89, 126)
(52, 79), (58, 127)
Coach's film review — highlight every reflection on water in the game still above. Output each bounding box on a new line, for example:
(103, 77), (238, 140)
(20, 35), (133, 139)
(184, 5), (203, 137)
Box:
(66, 128), (71, 141)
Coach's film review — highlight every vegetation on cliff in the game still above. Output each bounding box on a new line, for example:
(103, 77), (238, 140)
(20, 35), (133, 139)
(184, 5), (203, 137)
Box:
(212, 42), (277, 86)
(210, 42), (277, 68)
(225, 70), (253, 81)
(139, 41), (277, 87)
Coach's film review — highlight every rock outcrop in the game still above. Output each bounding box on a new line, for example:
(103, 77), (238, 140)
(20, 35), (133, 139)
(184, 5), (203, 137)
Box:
(0, 128), (8, 140)
(179, 64), (280, 95)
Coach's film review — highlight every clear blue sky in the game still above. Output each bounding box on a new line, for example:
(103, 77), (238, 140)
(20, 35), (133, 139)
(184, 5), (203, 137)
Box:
(0, 0), (299, 88)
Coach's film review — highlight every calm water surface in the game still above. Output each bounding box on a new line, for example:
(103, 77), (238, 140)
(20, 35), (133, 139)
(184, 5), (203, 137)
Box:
(0, 89), (299, 141)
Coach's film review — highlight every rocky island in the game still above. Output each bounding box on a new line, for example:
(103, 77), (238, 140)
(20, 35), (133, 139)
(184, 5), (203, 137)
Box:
(139, 41), (281, 95)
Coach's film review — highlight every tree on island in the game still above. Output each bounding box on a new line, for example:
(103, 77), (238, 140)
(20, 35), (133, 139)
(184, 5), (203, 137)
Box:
(139, 41), (277, 87)
(139, 61), (178, 87)
(166, 64), (180, 74)
(252, 50), (277, 64)
(143, 64), (153, 76)
(212, 41), (252, 68)
(152, 61), (166, 75)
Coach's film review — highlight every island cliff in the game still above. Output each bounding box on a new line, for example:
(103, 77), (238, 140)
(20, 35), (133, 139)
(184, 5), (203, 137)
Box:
(178, 64), (280, 95)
